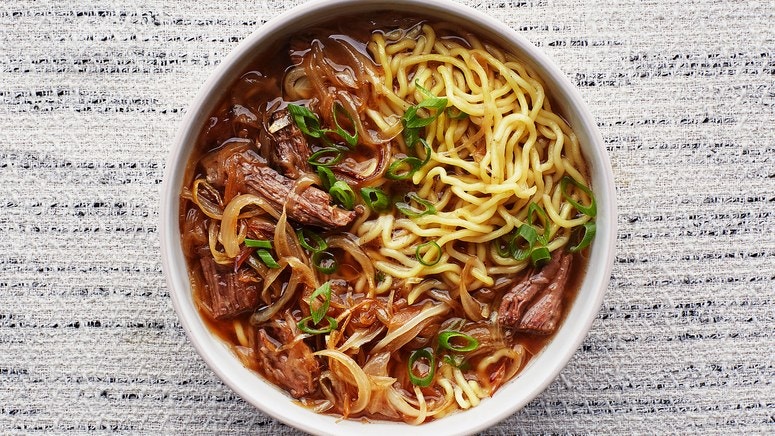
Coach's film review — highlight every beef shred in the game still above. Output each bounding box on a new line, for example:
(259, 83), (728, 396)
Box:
(498, 250), (572, 335)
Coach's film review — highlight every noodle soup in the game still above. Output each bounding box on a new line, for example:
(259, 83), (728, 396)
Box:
(179, 12), (597, 424)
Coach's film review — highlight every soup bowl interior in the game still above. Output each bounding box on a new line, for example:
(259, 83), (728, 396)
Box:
(160, 0), (616, 434)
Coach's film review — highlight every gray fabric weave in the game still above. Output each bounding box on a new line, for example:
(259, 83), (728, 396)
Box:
(1, 0), (773, 434)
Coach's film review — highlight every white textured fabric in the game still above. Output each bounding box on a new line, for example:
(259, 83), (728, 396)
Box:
(1, 0), (773, 434)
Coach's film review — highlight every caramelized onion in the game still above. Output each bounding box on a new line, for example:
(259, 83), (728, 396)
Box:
(314, 349), (372, 415)
(326, 234), (376, 296)
(220, 194), (281, 258)
(371, 302), (449, 353)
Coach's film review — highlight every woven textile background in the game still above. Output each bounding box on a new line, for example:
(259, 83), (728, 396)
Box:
(1, 0), (773, 434)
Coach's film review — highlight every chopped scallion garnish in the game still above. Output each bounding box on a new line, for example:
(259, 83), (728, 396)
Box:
(526, 202), (550, 244)
(396, 193), (436, 218)
(312, 250), (338, 274)
(244, 238), (272, 249)
(317, 166), (336, 191)
(407, 348), (435, 387)
(560, 175), (596, 217)
(297, 228), (327, 253)
(360, 187), (390, 212)
(530, 245), (551, 266)
(510, 223), (539, 261)
(308, 147), (345, 167)
(297, 315), (338, 335)
(332, 102), (358, 147)
(569, 221), (596, 252)
(287, 104), (325, 139)
(329, 180), (355, 210)
(255, 249), (280, 269)
(308, 281), (332, 325)
(386, 156), (424, 180)
(401, 81), (447, 148)
(437, 331), (479, 353)
(415, 240), (442, 266)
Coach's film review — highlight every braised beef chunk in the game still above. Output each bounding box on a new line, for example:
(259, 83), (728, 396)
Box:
(245, 217), (276, 240)
(267, 109), (311, 179)
(200, 257), (261, 319)
(200, 139), (263, 188)
(244, 165), (356, 229)
(255, 314), (320, 398)
(498, 250), (572, 335)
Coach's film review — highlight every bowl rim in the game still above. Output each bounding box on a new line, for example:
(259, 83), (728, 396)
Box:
(160, 0), (617, 434)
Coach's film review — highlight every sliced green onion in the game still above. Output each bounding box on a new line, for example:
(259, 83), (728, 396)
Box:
(494, 233), (512, 258)
(569, 221), (596, 252)
(329, 180), (355, 210)
(510, 223), (539, 261)
(332, 102), (358, 147)
(396, 193), (436, 218)
(297, 315), (338, 335)
(360, 187), (390, 212)
(308, 147), (345, 167)
(255, 249), (280, 269)
(317, 166), (336, 191)
(297, 228), (327, 253)
(386, 156), (424, 180)
(312, 250), (338, 274)
(402, 122), (420, 150)
(287, 104), (324, 139)
(308, 281), (332, 325)
(244, 238), (272, 249)
(416, 138), (432, 166)
(560, 175), (597, 217)
(530, 246), (551, 266)
(415, 240), (442, 266)
(413, 83), (447, 120)
(407, 348), (435, 387)
(438, 331), (479, 352)
(526, 202), (550, 244)
(445, 106), (469, 120)
(401, 81), (448, 146)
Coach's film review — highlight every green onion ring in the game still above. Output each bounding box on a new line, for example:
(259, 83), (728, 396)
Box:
(312, 250), (338, 274)
(386, 156), (424, 180)
(569, 221), (596, 252)
(438, 331), (479, 352)
(530, 246), (551, 266)
(396, 193), (436, 218)
(332, 102), (358, 147)
(407, 348), (435, 387)
(308, 281), (332, 325)
(296, 228), (327, 253)
(415, 240), (442, 266)
(308, 147), (345, 167)
(360, 187), (390, 212)
(329, 180), (355, 210)
(297, 315), (338, 335)
(317, 166), (336, 191)
(560, 175), (597, 217)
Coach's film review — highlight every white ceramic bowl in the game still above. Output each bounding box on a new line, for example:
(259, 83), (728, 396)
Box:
(160, 0), (616, 434)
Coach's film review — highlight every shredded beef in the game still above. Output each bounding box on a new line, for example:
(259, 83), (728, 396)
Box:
(267, 109), (311, 179)
(498, 250), (572, 335)
(255, 314), (320, 398)
(243, 165), (356, 229)
(200, 120), (356, 230)
(199, 257), (261, 319)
